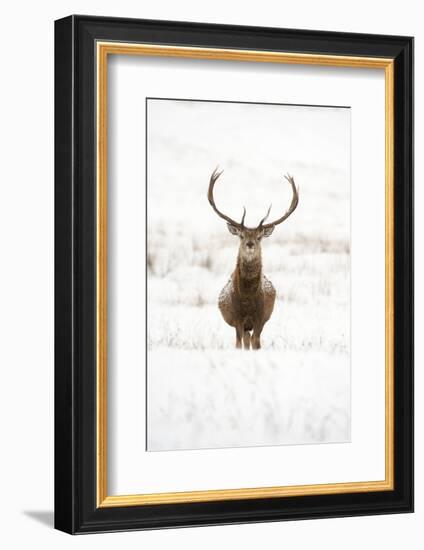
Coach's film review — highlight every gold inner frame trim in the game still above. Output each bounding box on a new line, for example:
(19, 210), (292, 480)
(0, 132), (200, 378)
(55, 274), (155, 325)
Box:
(96, 42), (395, 508)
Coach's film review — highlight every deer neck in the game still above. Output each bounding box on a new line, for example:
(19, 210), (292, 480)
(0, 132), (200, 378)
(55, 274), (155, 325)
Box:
(235, 253), (262, 294)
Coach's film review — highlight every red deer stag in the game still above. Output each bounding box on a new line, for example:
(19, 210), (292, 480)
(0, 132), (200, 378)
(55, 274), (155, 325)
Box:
(208, 168), (299, 350)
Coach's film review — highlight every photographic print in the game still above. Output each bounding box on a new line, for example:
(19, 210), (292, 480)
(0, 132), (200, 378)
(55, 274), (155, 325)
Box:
(146, 98), (351, 452)
(55, 18), (413, 532)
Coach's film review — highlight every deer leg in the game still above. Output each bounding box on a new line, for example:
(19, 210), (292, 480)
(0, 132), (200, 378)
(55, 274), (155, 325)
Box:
(235, 328), (242, 349)
(243, 331), (251, 350)
(252, 325), (263, 350)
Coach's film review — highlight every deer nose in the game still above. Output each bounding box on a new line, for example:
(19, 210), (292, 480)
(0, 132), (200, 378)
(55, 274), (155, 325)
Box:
(246, 241), (254, 249)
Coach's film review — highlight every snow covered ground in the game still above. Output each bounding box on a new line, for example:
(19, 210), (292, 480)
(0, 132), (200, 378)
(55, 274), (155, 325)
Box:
(146, 99), (350, 451)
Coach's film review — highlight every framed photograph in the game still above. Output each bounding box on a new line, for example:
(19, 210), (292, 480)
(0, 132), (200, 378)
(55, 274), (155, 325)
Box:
(54, 15), (413, 534)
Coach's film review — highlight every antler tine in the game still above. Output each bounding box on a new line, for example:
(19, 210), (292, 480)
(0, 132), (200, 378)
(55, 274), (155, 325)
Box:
(259, 174), (299, 229)
(207, 167), (245, 228)
(211, 165), (223, 181)
(258, 204), (272, 228)
(240, 207), (246, 227)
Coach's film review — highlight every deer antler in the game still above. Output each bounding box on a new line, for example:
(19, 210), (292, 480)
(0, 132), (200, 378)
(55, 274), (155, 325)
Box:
(258, 174), (299, 229)
(207, 167), (246, 229)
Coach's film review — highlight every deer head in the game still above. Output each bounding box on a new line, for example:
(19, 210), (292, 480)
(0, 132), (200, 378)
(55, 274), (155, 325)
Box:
(207, 168), (299, 261)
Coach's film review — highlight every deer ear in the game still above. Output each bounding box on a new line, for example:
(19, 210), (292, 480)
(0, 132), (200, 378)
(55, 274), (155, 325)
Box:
(227, 223), (241, 236)
(262, 225), (275, 238)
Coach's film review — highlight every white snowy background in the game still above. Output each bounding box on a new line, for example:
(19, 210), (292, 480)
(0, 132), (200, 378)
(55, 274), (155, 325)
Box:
(146, 99), (351, 451)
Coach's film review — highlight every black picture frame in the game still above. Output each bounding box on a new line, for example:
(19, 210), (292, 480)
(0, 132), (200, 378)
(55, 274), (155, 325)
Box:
(55, 14), (414, 534)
